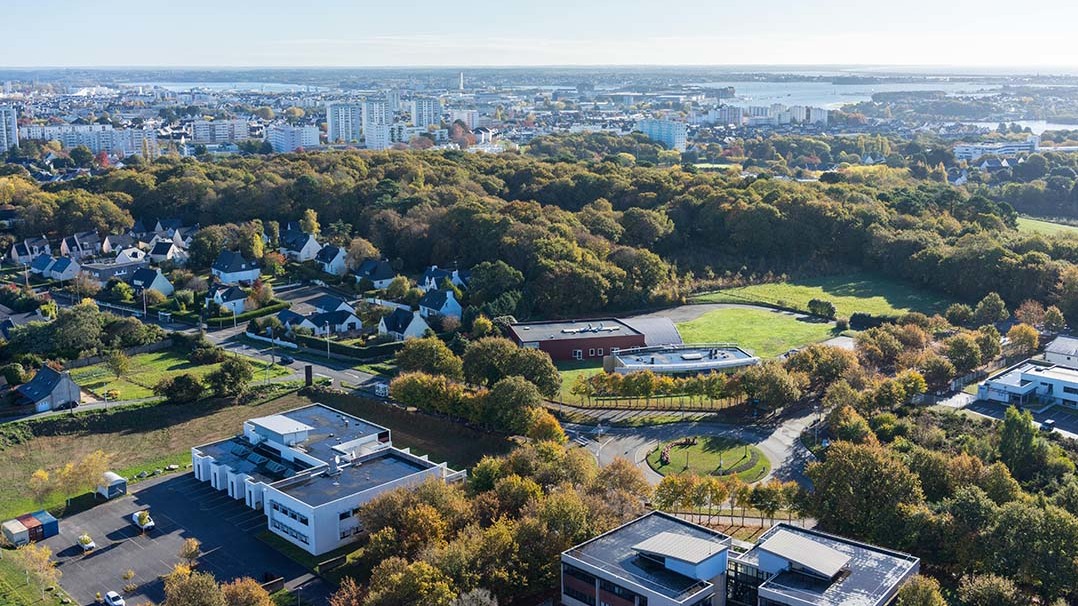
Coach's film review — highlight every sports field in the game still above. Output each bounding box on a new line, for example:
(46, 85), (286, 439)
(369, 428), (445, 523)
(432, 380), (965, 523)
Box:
(675, 307), (837, 358)
(1017, 217), (1078, 237)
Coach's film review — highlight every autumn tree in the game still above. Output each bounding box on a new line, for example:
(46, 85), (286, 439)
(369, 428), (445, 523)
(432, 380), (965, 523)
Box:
(973, 292), (1008, 325)
(221, 577), (273, 606)
(1044, 305), (1066, 333)
(13, 543), (61, 599)
(164, 568), (226, 606)
(106, 350), (130, 379)
(364, 557), (456, 606)
(300, 208), (320, 236)
(895, 575), (946, 606)
(1006, 323), (1038, 355)
(179, 537), (202, 565)
(396, 337), (464, 380)
(346, 237), (379, 270)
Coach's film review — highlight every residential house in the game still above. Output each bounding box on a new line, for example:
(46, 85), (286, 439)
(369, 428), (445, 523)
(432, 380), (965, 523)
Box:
(420, 265), (470, 291)
(207, 283), (248, 315)
(47, 257), (80, 281)
(0, 304), (46, 340)
(211, 251), (261, 284)
(309, 295), (355, 315)
(378, 308), (430, 341)
(10, 237), (50, 265)
(101, 234), (136, 255)
(29, 254), (55, 276)
(314, 245), (347, 276)
(418, 289), (462, 319)
(128, 268), (174, 297)
(276, 309), (318, 334)
(354, 259), (397, 289)
(59, 231), (101, 259)
(309, 310), (362, 335)
(80, 259), (150, 286)
(149, 240), (188, 265)
(115, 247), (147, 264)
(279, 230), (322, 262)
(14, 366), (81, 413)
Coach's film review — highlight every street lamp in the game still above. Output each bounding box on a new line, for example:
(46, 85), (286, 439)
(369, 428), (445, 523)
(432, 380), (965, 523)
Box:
(325, 321), (331, 359)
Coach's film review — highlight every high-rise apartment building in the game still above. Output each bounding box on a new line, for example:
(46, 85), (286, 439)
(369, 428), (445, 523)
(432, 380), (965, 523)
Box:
(267, 124), (319, 153)
(635, 118), (688, 151)
(326, 102), (363, 144)
(411, 97), (440, 129)
(0, 105), (18, 152)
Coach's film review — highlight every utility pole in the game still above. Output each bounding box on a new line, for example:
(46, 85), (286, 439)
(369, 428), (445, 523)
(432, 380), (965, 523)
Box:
(325, 322), (331, 359)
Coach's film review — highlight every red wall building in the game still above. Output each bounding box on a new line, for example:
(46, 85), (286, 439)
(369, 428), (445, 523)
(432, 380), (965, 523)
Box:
(507, 319), (647, 361)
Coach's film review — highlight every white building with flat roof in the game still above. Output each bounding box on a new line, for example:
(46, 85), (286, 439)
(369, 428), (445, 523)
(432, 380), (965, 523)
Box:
(191, 119), (250, 144)
(267, 124), (319, 152)
(326, 102), (363, 144)
(191, 404), (463, 555)
(0, 105), (17, 152)
(411, 97), (441, 129)
(954, 136), (1039, 162)
(635, 118), (688, 152)
(978, 361), (1078, 409)
(19, 123), (158, 158)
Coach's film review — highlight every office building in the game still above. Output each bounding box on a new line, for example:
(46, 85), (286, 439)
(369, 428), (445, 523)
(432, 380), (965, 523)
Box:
(0, 105), (17, 152)
(267, 124), (319, 153)
(191, 119), (250, 144)
(326, 102), (363, 144)
(191, 403), (463, 555)
(635, 118), (688, 152)
(561, 512), (920, 606)
(411, 97), (441, 129)
(978, 361), (1078, 409)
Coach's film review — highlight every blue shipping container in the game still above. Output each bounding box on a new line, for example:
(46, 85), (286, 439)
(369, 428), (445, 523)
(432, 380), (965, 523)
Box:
(30, 510), (59, 539)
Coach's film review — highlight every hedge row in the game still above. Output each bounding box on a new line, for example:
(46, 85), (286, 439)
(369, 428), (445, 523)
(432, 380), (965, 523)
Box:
(294, 333), (402, 360)
(206, 301), (291, 327)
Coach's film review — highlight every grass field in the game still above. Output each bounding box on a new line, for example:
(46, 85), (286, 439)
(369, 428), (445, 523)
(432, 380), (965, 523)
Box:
(1017, 217), (1078, 237)
(647, 436), (770, 483)
(69, 349), (291, 400)
(676, 307), (837, 358)
(0, 554), (70, 606)
(691, 272), (953, 318)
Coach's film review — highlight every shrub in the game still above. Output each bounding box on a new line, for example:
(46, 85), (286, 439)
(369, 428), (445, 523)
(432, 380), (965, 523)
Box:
(189, 346), (225, 365)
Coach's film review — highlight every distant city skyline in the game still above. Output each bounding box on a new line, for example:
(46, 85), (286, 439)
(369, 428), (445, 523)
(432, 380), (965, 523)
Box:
(6, 0), (1078, 68)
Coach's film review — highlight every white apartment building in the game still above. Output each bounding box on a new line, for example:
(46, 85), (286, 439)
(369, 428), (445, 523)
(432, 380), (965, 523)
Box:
(191, 404), (463, 556)
(326, 102), (363, 144)
(191, 119), (250, 144)
(0, 105), (17, 152)
(449, 109), (480, 130)
(635, 118), (688, 152)
(807, 107), (829, 125)
(384, 89), (402, 112)
(364, 98), (392, 150)
(411, 97), (441, 129)
(954, 136), (1040, 162)
(267, 124), (320, 152)
(18, 123), (158, 157)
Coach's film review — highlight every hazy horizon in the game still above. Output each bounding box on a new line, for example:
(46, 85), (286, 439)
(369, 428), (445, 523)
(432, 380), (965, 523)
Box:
(9, 0), (1077, 69)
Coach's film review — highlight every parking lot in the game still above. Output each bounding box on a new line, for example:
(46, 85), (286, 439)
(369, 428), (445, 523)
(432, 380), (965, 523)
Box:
(42, 473), (309, 605)
(965, 399), (1078, 440)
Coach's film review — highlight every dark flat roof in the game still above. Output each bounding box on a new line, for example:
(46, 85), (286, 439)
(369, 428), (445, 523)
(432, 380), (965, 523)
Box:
(510, 318), (641, 343)
(565, 511), (730, 601)
(277, 404), (388, 463)
(737, 524), (919, 606)
(272, 450), (435, 507)
(195, 436), (310, 484)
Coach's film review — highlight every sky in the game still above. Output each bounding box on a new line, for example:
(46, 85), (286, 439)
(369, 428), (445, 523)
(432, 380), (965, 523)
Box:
(7, 0), (1078, 68)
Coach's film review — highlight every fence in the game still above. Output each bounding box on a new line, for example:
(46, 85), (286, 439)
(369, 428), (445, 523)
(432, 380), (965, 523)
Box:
(244, 331), (300, 349)
(63, 339), (175, 369)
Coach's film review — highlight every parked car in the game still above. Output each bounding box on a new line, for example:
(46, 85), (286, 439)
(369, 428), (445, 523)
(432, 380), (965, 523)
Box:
(278, 355), (295, 365)
(54, 401), (79, 411)
(131, 511), (154, 531)
(104, 591), (126, 606)
(1042, 419), (1057, 432)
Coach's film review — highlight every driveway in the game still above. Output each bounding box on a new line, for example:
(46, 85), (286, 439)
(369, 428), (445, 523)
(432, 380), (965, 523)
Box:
(43, 473), (317, 605)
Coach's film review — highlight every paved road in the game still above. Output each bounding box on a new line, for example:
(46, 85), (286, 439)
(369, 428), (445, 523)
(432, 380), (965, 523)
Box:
(565, 405), (819, 487)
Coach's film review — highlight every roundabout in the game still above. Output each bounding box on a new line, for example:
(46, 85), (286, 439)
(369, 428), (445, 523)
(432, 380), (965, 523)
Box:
(646, 436), (771, 483)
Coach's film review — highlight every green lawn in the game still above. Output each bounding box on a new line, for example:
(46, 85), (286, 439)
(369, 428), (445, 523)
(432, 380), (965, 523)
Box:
(1017, 217), (1078, 237)
(691, 272), (953, 318)
(647, 436), (771, 483)
(675, 307), (838, 358)
(69, 349), (290, 400)
(0, 554), (69, 606)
